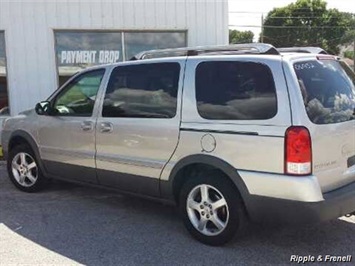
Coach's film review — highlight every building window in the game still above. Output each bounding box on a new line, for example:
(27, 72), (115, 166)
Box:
(55, 31), (123, 86)
(124, 31), (186, 60)
(54, 31), (187, 86)
(0, 31), (9, 115)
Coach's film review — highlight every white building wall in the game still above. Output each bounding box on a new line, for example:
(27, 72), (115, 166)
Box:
(0, 0), (228, 115)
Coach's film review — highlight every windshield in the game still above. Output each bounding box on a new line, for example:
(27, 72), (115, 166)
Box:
(294, 59), (355, 124)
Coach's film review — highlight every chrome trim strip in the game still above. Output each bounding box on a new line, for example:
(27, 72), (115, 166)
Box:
(180, 128), (284, 138)
(96, 154), (165, 169)
(40, 146), (94, 159)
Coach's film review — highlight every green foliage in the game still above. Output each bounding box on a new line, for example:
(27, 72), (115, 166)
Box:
(344, 51), (354, 60)
(342, 30), (355, 44)
(262, 0), (355, 55)
(229, 30), (254, 44)
(341, 13), (355, 45)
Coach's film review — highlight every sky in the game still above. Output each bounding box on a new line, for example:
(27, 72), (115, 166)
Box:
(228, 0), (355, 41)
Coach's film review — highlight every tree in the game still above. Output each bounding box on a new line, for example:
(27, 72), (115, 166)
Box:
(262, 0), (355, 55)
(344, 51), (354, 60)
(341, 13), (355, 68)
(229, 30), (254, 44)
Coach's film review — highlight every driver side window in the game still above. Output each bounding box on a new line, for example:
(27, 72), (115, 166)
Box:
(53, 69), (105, 116)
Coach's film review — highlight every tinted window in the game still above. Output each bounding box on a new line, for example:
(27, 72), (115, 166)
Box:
(0, 31), (9, 115)
(294, 60), (355, 124)
(53, 69), (105, 116)
(102, 63), (180, 118)
(195, 61), (277, 120)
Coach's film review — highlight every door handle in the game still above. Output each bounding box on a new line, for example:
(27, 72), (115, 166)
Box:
(100, 122), (113, 133)
(81, 121), (94, 131)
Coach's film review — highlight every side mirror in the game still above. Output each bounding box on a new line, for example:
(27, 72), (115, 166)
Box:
(35, 101), (56, 116)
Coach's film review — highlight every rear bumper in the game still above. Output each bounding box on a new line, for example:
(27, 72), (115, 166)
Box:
(246, 181), (355, 224)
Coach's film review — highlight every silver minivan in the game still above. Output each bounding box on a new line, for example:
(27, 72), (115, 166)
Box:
(2, 44), (355, 245)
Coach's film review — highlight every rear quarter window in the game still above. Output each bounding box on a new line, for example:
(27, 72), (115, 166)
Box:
(294, 60), (355, 124)
(195, 61), (277, 120)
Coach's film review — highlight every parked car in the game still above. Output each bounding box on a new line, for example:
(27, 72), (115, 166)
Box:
(2, 43), (355, 246)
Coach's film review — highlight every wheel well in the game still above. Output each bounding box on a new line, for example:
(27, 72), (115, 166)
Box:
(9, 136), (30, 151)
(172, 163), (239, 204)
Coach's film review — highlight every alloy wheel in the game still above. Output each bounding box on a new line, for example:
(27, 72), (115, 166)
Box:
(11, 152), (38, 187)
(186, 184), (229, 236)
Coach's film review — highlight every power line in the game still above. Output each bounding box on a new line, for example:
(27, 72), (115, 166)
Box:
(267, 17), (343, 19)
(228, 10), (346, 15)
(229, 25), (351, 29)
(229, 11), (355, 16)
(229, 25), (265, 28)
(263, 25), (350, 28)
(229, 13), (349, 20)
(229, 11), (266, 14)
(228, 8), (333, 13)
(261, 35), (346, 44)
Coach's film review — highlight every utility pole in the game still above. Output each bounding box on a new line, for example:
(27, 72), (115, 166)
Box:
(260, 14), (264, 43)
(353, 40), (355, 71)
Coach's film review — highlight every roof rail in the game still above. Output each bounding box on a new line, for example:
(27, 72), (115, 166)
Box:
(277, 47), (328, 55)
(130, 43), (279, 60)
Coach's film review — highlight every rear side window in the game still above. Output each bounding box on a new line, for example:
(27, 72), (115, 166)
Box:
(294, 60), (355, 124)
(102, 63), (180, 118)
(195, 61), (277, 120)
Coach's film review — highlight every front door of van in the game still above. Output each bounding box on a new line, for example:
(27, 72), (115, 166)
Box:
(95, 61), (183, 197)
(37, 69), (105, 183)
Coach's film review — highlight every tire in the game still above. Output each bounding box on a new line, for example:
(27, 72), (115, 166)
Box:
(7, 144), (48, 192)
(179, 171), (246, 246)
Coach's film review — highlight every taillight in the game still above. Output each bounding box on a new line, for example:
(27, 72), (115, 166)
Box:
(285, 126), (312, 175)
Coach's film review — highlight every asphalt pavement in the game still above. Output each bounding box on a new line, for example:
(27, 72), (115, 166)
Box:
(0, 161), (354, 266)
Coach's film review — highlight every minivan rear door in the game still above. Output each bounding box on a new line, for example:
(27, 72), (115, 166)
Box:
(289, 57), (355, 192)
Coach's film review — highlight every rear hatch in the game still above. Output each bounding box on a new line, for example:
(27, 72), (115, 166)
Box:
(292, 57), (355, 192)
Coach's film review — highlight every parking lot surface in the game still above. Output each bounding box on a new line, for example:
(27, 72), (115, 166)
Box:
(0, 162), (354, 265)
